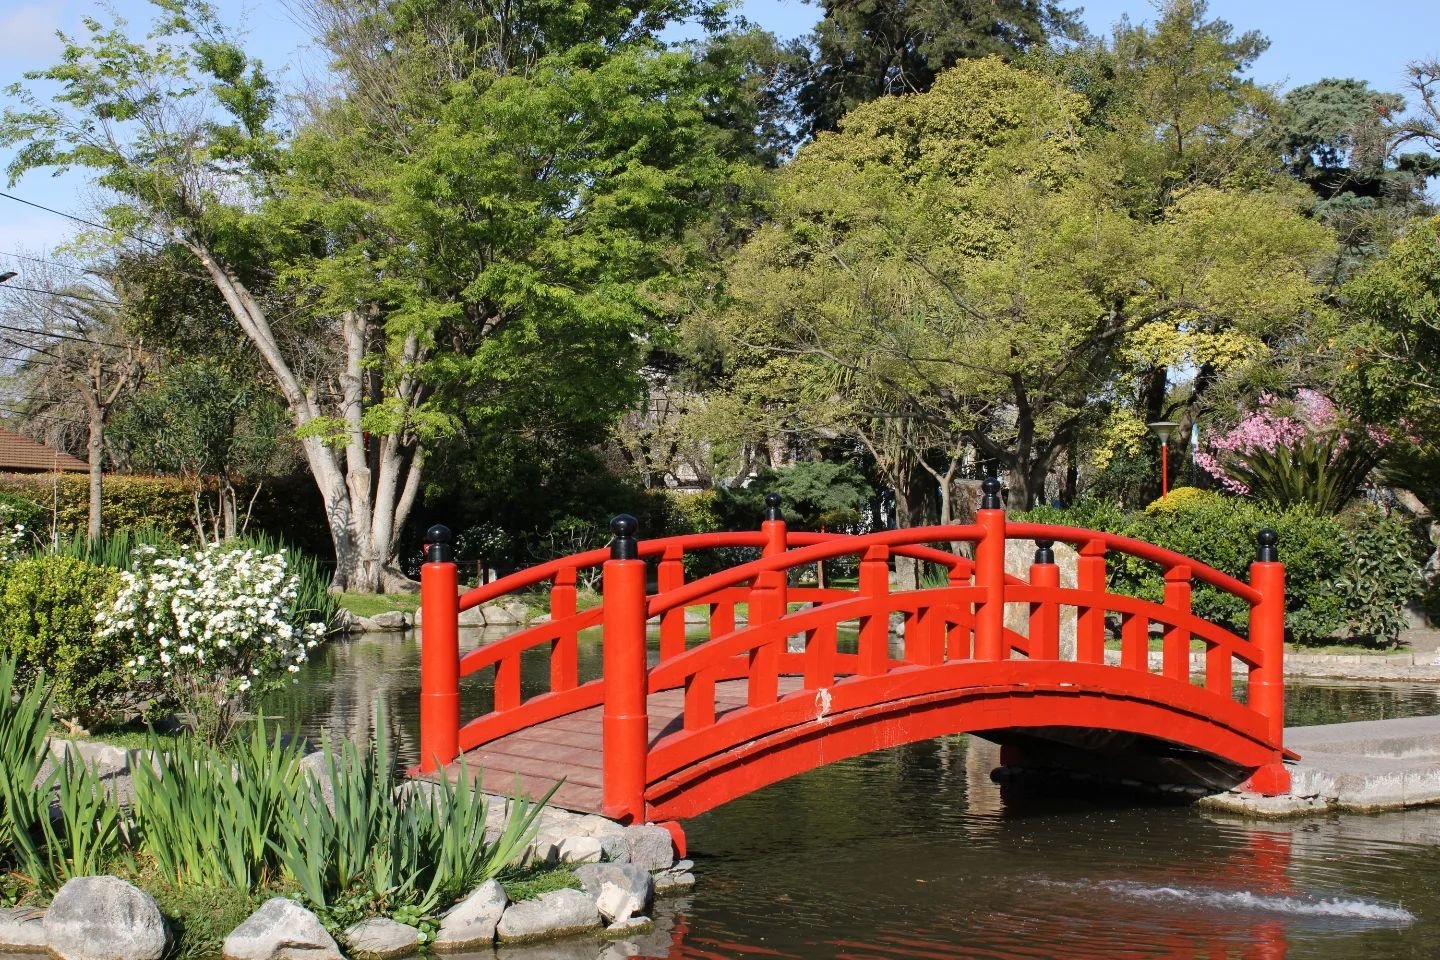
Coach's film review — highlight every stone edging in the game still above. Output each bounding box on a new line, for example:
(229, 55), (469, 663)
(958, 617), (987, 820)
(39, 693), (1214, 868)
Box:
(0, 813), (695, 959)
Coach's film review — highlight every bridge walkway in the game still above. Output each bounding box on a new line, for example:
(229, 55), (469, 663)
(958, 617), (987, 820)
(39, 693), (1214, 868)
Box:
(431, 677), (803, 814)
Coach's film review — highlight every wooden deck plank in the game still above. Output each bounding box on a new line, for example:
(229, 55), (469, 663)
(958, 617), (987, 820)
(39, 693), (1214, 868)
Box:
(437, 673), (809, 814)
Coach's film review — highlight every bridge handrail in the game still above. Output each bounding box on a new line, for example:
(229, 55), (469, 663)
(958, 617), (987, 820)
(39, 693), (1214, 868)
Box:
(455, 531), (968, 613)
(1005, 522), (1262, 605)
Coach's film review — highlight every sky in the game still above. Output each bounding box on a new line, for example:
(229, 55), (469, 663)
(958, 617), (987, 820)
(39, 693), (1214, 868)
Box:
(1, 0), (1439, 262)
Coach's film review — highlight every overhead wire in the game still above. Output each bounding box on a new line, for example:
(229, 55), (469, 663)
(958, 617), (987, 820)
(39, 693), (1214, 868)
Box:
(0, 190), (162, 249)
(0, 283), (120, 306)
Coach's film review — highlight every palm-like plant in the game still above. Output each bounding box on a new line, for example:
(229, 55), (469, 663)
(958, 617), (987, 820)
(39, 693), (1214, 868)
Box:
(1219, 431), (1381, 514)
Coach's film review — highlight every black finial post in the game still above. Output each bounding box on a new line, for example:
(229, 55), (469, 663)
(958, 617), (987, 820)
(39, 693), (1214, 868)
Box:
(981, 473), (1003, 511)
(610, 514), (639, 560)
(1256, 528), (1279, 563)
(1033, 539), (1055, 565)
(423, 524), (453, 564)
(764, 492), (783, 522)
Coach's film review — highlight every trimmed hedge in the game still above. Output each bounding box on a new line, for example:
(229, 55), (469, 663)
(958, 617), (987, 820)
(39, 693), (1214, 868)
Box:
(0, 473), (332, 560)
(0, 555), (137, 728)
(1020, 488), (1424, 646)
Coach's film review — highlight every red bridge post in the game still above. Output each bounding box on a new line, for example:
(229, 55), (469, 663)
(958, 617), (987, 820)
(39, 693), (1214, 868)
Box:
(973, 475), (1006, 661)
(603, 514), (650, 822)
(418, 524), (460, 773)
(1248, 528), (1288, 793)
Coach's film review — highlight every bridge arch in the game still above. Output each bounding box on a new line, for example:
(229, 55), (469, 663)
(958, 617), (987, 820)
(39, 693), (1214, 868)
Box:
(415, 483), (1291, 828)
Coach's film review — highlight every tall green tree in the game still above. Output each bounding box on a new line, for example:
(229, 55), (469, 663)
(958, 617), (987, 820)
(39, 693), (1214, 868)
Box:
(3, 0), (754, 589)
(702, 57), (1333, 508)
(793, 0), (1083, 138)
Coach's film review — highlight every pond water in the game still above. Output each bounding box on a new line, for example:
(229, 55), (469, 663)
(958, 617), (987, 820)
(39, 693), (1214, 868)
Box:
(262, 633), (1440, 959)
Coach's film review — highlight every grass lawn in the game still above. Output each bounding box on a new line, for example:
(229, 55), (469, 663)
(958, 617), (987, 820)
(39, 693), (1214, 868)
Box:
(337, 591), (421, 618)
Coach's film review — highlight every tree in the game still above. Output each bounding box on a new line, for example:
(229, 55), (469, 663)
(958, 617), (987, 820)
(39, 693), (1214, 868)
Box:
(1274, 79), (1432, 279)
(793, 0), (1083, 138)
(0, 266), (145, 540)
(3, 0), (753, 590)
(702, 58), (1333, 508)
(108, 360), (296, 542)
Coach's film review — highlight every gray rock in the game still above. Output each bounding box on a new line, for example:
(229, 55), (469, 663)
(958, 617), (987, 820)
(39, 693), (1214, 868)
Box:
(599, 834), (630, 863)
(434, 879), (508, 952)
(458, 606), (488, 627)
(342, 918), (420, 959)
(369, 611), (411, 630)
(604, 916), (653, 937)
(573, 863), (652, 913)
(653, 871), (696, 896)
(222, 898), (342, 960)
(481, 604), (520, 625)
(496, 890), (600, 943)
(44, 876), (168, 960)
(1004, 538), (1079, 659)
(572, 815), (625, 839)
(593, 884), (641, 924)
(504, 601), (530, 623)
(355, 616), (382, 632)
(556, 836), (603, 864)
(620, 825), (674, 871)
(0, 906), (46, 951)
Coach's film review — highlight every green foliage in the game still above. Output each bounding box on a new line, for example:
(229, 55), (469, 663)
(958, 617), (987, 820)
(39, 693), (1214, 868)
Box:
(499, 866), (582, 902)
(1216, 432), (1382, 515)
(0, 662), (125, 894)
(233, 532), (338, 629)
(0, 473), (196, 540)
(1020, 495), (1423, 646)
(146, 883), (278, 960)
(38, 527), (175, 570)
(0, 493), (44, 538)
(0, 556), (134, 728)
(793, 0), (1082, 137)
(130, 722), (305, 890)
(274, 716), (553, 927)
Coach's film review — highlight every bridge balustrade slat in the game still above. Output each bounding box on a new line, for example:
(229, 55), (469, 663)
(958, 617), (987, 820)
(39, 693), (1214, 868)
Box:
(1120, 611), (1147, 671)
(804, 622), (837, 686)
(1162, 565), (1193, 682)
(1028, 558), (1060, 660)
(658, 547), (686, 661)
(495, 653), (521, 712)
(549, 566), (579, 692)
(1076, 538), (1108, 663)
(858, 545), (891, 675)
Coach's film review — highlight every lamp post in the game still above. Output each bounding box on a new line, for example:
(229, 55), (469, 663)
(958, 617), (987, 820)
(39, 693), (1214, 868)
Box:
(1148, 420), (1179, 497)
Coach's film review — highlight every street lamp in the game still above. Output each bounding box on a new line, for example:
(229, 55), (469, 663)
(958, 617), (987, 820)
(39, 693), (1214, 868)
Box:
(1148, 420), (1180, 497)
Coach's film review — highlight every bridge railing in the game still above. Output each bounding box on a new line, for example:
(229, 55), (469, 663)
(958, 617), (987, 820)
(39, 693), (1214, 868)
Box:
(415, 495), (972, 770)
(419, 478), (1288, 816)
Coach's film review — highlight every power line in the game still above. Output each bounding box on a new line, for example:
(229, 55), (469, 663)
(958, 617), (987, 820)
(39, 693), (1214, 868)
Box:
(0, 191), (162, 250)
(0, 283), (120, 306)
(0, 250), (93, 275)
(0, 320), (125, 348)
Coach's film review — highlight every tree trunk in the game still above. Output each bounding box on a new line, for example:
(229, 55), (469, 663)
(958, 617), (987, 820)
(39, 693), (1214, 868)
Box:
(86, 409), (103, 541)
(186, 240), (425, 593)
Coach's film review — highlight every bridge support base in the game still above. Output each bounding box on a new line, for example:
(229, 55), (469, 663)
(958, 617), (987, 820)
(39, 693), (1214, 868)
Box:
(1242, 761), (1292, 797)
(657, 821), (687, 859)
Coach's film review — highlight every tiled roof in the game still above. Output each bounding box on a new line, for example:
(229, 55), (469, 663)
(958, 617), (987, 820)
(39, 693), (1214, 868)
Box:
(0, 425), (88, 472)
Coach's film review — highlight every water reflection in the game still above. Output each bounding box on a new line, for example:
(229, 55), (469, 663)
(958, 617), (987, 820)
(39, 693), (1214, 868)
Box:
(263, 635), (1440, 960)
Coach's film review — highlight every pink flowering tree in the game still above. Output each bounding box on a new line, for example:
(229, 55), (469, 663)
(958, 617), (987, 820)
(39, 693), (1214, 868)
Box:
(1195, 390), (1385, 513)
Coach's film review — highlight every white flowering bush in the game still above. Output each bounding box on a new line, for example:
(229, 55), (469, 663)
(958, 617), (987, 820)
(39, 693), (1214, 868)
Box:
(96, 543), (327, 742)
(0, 501), (34, 562)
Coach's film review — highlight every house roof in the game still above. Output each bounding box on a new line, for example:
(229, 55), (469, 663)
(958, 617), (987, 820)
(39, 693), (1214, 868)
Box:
(0, 425), (88, 472)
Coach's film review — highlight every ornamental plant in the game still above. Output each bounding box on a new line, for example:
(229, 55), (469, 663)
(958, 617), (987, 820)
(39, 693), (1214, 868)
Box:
(1194, 389), (1384, 513)
(96, 543), (327, 743)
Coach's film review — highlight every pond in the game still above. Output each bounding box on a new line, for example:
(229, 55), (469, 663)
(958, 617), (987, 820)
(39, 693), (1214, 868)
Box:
(262, 633), (1440, 959)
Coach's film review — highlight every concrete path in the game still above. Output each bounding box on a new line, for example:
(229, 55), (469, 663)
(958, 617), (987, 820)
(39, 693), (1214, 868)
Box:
(1203, 714), (1440, 817)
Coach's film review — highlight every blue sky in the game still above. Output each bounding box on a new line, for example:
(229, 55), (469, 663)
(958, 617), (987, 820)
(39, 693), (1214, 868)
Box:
(2, 0), (1438, 258)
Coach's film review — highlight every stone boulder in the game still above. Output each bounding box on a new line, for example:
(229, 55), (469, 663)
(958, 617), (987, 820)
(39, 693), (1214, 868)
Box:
(369, 611), (411, 631)
(44, 876), (168, 960)
(572, 863), (653, 915)
(495, 890), (600, 943)
(434, 880), (508, 953)
(556, 836), (603, 864)
(0, 906), (46, 952)
(222, 898), (342, 960)
(480, 604), (521, 626)
(620, 825), (674, 871)
(342, 918), (420, 960)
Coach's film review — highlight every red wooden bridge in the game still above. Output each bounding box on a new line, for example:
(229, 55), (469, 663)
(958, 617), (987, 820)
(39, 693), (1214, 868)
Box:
(415, 480), (1292, 844)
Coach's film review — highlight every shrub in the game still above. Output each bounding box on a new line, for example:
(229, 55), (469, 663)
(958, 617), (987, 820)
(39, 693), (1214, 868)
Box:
(96, 544), (327, 743)
(1018, 495), (1422, 646)
(0, 556), (135, 728)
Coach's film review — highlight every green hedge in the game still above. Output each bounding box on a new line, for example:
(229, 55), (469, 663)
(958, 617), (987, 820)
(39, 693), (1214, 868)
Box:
(1019, 489), (1424, 646)
(0, 555), (137, 728)
(0, 473), (332, 561)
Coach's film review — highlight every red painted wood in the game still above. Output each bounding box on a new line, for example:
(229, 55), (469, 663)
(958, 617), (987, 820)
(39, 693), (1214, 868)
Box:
(423, 510), (1291, 823)
(418, 559), (460, 772)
